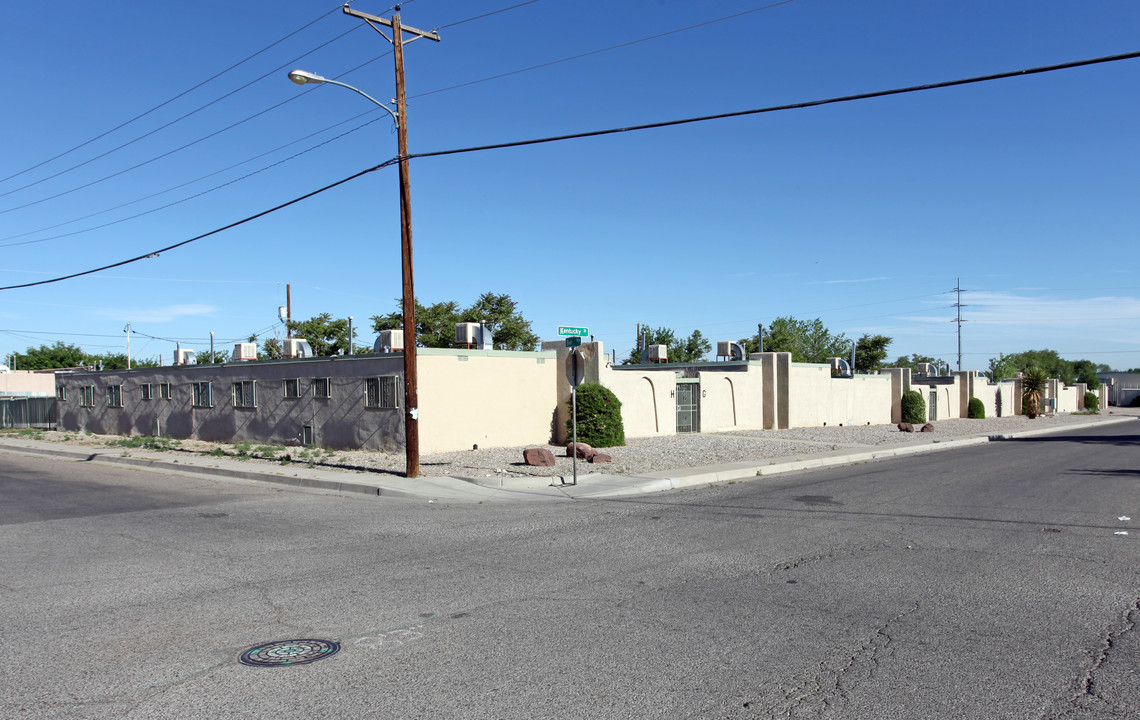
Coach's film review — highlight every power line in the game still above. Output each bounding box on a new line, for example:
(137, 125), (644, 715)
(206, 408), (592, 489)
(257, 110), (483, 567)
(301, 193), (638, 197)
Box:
(0, 3), (345, 189)
(433, 0), (545, 31)
(410, 48), (1140, 161)
(0, 112), (389, 249)
(0, 159), (396, 291)
(411, 0), (797, 100)
(0, 28), (376, 215)
(4, 47), (1139, 292)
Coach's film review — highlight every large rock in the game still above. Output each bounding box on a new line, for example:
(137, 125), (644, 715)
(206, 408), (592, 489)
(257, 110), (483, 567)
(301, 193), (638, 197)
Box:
(920, 423), (935, 433)
(523, 448), (556, 466)
(588, 453), (612, 464)
(897, 423), (914, 433)
(566, 442), (594, 459)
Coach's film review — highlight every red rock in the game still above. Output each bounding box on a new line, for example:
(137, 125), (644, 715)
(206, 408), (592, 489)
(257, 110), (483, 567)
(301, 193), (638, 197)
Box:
(566, 442), (594, 459)
(588, 453), (612, 464)
(523, 448), (555, 466)
(920, 423), (935, 433)
(898, 423), (914, 432)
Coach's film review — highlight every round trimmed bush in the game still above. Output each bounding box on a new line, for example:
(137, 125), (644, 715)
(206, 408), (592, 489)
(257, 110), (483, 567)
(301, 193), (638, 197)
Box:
(1084, 391), (1099, 413)
(567, 382), (625, 448)
(901, 390), (927, 425)
(967, 397), (985, 419)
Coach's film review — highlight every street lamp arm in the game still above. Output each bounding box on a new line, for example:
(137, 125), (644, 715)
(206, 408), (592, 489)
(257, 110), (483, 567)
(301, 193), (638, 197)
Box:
(288, 69), (399, 127)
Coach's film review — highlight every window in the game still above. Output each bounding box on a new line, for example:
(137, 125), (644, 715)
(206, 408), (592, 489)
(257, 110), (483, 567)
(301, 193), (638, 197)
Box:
(233, 381), (257, 408)
(283, 378), (301, 399)
(312, 377), (332, 399)
(302, 424), (314, 446)
(56, 387), (66, 401)
(107, 385), (123, 408)
(365, 376), (400, 409)
(159, 383), (171, 400)
(140, 383), (153, 401)
(80, 386), (95, 408)
(192, 381), (213, 408)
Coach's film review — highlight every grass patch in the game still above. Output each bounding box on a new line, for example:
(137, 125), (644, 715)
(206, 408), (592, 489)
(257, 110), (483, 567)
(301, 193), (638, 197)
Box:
(107, 435), (181, 451)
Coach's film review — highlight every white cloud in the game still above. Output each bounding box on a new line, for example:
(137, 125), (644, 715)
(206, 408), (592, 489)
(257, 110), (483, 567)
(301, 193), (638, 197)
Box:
(97, 304), (218, 323)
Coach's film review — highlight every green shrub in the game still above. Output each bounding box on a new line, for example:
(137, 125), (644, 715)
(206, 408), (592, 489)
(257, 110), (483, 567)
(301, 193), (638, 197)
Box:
(1084, 391), (1099, 413)
(901, 390), (927, 425)
(567, 383), (625, 448)
(967, 397), (985, 419)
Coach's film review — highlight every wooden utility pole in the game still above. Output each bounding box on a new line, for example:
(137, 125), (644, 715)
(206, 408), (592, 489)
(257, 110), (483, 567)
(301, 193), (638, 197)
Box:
(286, 283), (292, 338)
(343, 5), (440, 478)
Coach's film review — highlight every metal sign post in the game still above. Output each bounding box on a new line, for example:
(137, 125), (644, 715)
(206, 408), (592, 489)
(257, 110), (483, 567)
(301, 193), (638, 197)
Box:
(566, 347), (585, 486)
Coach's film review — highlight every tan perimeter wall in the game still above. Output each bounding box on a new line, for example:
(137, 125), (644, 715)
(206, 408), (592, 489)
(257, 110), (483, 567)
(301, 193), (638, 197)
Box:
(788, 364), (892, 427)
(598, 364), (677, 439)
(0, 371), (56, 396)
(418, 349), (557, 453)
(697, 367), (764, 432)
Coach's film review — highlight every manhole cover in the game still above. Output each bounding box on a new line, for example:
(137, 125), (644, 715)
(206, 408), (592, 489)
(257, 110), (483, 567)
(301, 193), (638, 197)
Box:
(239, 638), (340, 667)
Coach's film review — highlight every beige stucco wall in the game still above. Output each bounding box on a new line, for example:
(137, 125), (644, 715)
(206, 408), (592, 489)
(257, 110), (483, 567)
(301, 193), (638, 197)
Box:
(697, 366), (764, 432)
(788, 363), (892, 427)
(417, 349), (557, 453)
(1054, 384), (1079, 413)
(598, 363), (677, 439)
(0, 371), (56, 396)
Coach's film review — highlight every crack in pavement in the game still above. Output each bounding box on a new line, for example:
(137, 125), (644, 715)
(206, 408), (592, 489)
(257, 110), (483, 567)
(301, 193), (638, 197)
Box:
(1043, 596), (1140, 719)
(731, 601), (921, 718)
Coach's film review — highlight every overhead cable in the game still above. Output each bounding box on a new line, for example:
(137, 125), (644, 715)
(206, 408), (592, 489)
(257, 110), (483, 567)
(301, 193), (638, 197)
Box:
(3, 47), (1138, 292)
(0, 3), (344, 188)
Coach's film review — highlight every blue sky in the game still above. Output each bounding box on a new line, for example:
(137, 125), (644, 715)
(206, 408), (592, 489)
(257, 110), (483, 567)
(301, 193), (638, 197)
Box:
(2, 0), (1138, 372)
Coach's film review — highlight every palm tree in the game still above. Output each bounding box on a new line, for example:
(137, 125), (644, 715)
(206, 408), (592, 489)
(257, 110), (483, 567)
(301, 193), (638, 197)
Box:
(1021, 366), (1048, 418)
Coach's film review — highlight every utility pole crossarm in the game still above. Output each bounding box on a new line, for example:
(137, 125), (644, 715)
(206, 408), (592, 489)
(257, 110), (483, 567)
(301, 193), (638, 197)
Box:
(342, 5), (441, 42)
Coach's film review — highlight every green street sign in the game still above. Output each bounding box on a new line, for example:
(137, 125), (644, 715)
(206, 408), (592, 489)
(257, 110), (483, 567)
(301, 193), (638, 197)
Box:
(565, 336), (582, 347)
(558, 326), (588, 337)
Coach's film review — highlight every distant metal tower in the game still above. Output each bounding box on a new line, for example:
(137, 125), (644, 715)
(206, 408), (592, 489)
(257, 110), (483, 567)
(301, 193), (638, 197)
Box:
(951, 278), (967, 371)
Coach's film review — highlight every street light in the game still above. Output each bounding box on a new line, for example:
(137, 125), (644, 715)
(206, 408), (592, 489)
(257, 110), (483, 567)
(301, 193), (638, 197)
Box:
(287, 70), (399, 126)
(288, 66), (423, 478)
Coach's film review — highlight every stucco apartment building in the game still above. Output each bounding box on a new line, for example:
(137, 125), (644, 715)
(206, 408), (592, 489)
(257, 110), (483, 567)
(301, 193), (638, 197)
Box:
(55, 339), (1098, 452)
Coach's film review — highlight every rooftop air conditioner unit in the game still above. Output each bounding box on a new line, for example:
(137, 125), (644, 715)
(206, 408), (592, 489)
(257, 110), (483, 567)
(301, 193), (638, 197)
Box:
(374, 330), (404, 353)
(716, 341), (745, 361)
(648, 344), (668, 362)
(455, 322), (493, 350)
(233, 343), (257, 362)
(283, 338), (314, 358)
(174, 349), (196, 365)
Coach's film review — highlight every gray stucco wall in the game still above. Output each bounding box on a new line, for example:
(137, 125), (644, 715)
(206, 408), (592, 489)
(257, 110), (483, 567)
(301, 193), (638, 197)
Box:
(57, 355), (405, 451)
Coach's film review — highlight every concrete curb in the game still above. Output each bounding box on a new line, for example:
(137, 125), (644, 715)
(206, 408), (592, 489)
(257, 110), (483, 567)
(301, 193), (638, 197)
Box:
(1, 415), (1134, 501)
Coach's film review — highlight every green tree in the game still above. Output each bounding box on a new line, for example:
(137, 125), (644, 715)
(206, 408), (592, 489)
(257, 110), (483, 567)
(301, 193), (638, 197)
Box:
(738, 316), (850, 364)
(197, 348), (230, 364)
(11, 341), (90, 370)
(853, 334), (892, 374)
(460, 292), (539, 351)
(99, 352), (158, 370)
(986, 352), (1017, 382)
(287, 313), (355, 357)
(623, 325), (711, 364)
(893, 354), (948, 373)
(372, 293), (537, 350)
(1071, 359), (1101, 389)
(259, 337), (282, 359)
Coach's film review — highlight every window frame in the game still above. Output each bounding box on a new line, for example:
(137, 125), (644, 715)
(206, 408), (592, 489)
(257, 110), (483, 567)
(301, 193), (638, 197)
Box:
(140, 383), (153, 401)
(107, 384), (124, 408)
(159, 382), (171, 400)
(283, 378), (301, 399)
(365, 376), (400, 409)
(191, 381), (214, 408)
(312, 377), (332, 399)
(80, 385), (95, 408)
(232, 380), (257, 409)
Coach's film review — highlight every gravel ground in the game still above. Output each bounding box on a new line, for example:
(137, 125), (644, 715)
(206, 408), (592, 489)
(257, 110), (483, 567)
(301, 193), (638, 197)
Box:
(5, 410), (1131, 480)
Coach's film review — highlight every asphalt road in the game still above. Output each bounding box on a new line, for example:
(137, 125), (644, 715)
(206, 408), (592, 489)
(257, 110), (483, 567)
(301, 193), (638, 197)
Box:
(2, 420), (1137, 719)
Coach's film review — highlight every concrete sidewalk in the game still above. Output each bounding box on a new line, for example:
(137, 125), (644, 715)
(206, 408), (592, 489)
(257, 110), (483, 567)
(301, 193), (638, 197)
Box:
(1, 415), (1135, 503)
